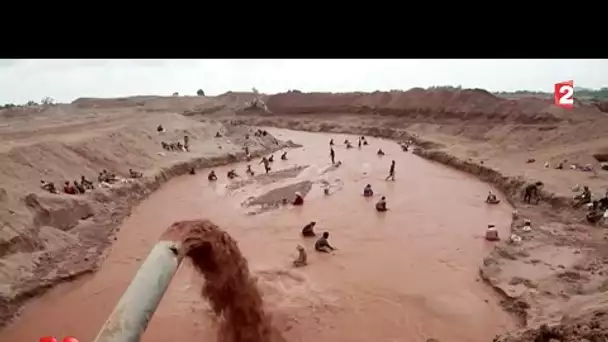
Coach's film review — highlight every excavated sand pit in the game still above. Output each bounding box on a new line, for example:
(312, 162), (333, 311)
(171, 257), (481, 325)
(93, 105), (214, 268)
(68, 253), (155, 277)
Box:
(2, 88), (608, 341)
(1, 129), (517, 342)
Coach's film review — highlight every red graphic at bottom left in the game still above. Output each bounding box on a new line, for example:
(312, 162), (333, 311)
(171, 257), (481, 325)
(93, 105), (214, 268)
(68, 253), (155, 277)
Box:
(39, 336), (80, 342)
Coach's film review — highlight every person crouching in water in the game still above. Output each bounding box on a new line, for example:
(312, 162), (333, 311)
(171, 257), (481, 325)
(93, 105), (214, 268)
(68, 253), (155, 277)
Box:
(268, 155), (275, 163)
(281, 151), (288, 160)
(227, 169), (238, 179)
(376, 196), (388, 212)
(293, 191), (304, 206)
(293, 245), (308, 267)
(377, 149), (385, 156)
(486, 191), (500, 204)
(246, 165), (255, 176)
(485, 224), (500, 241)
(208, 170), (217, 181)
(302, 221), (316, 237)
(363, 184), (374, 197)
(315, 232), (336, 253)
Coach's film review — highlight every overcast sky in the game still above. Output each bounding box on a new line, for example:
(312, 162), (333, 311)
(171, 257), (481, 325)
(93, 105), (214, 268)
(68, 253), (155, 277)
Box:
(1, 59), (606, 104)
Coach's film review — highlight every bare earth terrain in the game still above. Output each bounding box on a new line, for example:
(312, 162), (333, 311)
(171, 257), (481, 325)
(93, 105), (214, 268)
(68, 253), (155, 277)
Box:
(2, 88), (608, 341)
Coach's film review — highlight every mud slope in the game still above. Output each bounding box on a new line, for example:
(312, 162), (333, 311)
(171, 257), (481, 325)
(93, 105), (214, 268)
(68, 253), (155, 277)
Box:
(0, 109), (286, 327)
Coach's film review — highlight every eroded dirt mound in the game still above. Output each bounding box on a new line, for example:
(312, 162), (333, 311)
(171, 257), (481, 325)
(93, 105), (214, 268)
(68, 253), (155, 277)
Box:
(73, 92), (265, 117)
(164, 219), (272, 342)
(263, 89), (602, 124)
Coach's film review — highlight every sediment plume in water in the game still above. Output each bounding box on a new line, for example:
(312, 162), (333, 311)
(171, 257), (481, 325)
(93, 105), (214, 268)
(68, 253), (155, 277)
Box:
(164, 220), (271, 342)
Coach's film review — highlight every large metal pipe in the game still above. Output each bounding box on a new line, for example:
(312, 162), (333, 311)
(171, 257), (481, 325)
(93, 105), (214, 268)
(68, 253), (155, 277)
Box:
(92, 240), (183, 342)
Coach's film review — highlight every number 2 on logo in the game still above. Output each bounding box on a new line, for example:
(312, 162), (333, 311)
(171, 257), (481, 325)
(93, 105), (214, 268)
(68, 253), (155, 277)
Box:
(554, 80), (574, 109)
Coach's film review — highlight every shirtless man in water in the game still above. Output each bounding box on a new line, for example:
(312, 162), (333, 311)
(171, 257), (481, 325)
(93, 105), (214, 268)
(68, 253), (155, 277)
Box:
(315, 232), (335, 253)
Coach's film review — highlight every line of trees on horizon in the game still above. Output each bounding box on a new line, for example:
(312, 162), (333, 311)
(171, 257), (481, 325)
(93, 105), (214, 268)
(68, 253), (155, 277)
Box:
(1, 96), (55, 109)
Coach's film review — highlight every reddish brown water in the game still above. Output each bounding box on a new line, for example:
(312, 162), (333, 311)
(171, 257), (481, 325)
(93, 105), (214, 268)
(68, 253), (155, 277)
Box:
(0, 129), (517, 342)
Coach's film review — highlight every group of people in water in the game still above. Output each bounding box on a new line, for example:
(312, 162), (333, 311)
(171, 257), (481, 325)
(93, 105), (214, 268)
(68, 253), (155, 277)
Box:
(293, 225), (336, 267)
(292, 137), (400, 266)
(40, 168), (144, 195)
(203, 134), (401, 267)
(207, 151), (289, 181)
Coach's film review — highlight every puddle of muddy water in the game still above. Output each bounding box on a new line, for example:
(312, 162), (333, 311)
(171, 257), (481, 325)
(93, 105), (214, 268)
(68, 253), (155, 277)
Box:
(1, 128), (518, 342)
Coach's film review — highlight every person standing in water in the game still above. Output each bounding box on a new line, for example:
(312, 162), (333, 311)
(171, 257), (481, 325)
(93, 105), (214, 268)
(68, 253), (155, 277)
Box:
(259, 157), (271, 173)
(385, 160), (396, 181)
(330, 147), (336, 165)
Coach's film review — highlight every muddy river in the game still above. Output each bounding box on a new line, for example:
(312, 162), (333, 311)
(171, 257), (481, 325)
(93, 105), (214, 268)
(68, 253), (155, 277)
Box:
(1, 129), (517, 342)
